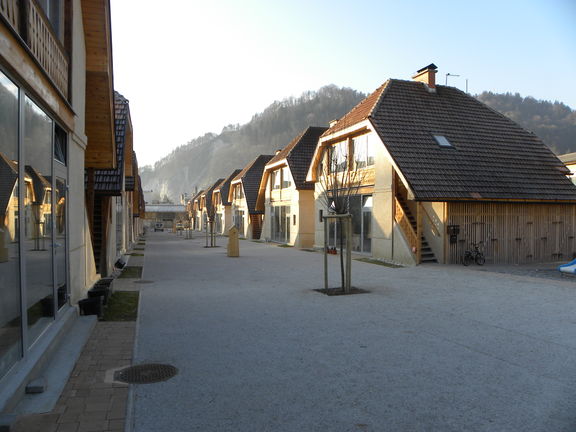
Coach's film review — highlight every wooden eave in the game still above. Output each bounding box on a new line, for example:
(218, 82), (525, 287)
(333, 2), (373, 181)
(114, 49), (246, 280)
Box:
(255, 160), (287, 212)
(124, 115), (134, 176)
(228, 179), (242, 203)
(83, 0), (116, 169)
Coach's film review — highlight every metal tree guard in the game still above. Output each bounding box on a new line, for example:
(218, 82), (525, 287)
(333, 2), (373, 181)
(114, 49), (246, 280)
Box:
(322, 214), (352, 293)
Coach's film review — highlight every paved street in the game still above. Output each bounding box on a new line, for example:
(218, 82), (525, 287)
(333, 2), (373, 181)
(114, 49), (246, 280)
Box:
(130, 232), (576, 432)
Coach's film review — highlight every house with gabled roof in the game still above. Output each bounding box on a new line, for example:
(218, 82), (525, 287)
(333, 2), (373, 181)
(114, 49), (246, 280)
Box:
(229, 155), (273, 239)
(256, 127), (327, 247)
(190, 189), (204, 231)
(200, 178), (224, 232)
(307, 64), (576, 265)
(213, 169), (242, 235)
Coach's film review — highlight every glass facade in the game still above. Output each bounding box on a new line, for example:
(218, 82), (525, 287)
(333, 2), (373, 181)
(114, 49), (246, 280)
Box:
(329, 195), (372, 254)
(271, 205), (290, 243)
(0, 71), (22, 379)
(0, 69), (69, 380)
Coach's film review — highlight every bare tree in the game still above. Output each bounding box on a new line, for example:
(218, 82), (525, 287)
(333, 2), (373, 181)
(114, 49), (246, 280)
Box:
(205, 202), (217, 247)
(317, 141), (366, 291)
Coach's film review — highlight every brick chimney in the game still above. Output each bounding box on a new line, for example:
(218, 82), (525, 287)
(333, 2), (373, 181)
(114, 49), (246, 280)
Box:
(412, 63), (438, 89)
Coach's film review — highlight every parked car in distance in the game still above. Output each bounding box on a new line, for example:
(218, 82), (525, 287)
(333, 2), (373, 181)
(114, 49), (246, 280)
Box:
(154, 222), (164, 232)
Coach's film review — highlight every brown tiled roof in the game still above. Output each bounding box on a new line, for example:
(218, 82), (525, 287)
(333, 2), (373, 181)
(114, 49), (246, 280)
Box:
(367, 79), (576, 201)
(321, 82), (389, 137)
(91, 91), (130, 195)
(215, 169), (242, 206)
(268, 126), (328, 190)
(234, 155), (273, 213)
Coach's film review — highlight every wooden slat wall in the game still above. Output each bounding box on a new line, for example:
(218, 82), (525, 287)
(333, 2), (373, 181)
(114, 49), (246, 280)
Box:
(0, 0), (19, 30)
(448, 202), (576, 264)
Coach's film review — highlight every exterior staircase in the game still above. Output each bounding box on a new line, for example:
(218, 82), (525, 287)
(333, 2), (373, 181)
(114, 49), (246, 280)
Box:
(250, 214), (263, 240)
(396, 196), (438, 264)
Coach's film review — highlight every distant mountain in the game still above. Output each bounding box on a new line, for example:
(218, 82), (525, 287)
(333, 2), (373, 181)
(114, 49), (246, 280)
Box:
(141, 87), (576, 202)
(140, 85), (366, 202)
(477, 92), (576, 155)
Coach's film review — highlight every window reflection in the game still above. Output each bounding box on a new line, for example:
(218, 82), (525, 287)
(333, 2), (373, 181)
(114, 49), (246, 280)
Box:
(0, 71), (22, 377)
(55, 178), (66, 309)
(24, 96), (54, 346)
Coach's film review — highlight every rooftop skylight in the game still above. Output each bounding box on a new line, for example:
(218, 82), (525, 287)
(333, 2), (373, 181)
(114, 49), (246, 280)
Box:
(433, 135), (453, 147)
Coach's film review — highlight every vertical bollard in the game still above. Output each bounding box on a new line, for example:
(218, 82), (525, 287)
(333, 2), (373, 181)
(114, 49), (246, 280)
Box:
(228, 226), (239, 257)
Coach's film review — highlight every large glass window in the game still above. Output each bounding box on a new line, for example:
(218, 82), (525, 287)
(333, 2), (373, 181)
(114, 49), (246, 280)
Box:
(271, 206), (290, 243)
(281, 167), (292, 189)
(271, 170), (280, 190)
(0, 71), (22, 378)
(353, 134), (375, 169)
(328, 195), (372, 254)
(331, 141), (348, 173)
(24, 96), (54, 347)
(55, 176), (66, 309)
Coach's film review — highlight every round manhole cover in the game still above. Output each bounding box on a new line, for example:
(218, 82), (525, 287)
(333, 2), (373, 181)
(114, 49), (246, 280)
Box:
(114, 363), (178, 384)
(134, 280), (155, 284)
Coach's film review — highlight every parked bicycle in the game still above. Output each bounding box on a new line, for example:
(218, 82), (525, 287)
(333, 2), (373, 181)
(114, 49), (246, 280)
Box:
(462, 242), (485, 266)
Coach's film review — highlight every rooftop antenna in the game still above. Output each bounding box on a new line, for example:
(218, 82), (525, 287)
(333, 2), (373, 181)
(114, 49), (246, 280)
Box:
(445, 73), (460, 86)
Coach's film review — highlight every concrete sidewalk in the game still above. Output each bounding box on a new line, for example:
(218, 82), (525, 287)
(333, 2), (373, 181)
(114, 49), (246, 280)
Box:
(129, 232), (576, 432)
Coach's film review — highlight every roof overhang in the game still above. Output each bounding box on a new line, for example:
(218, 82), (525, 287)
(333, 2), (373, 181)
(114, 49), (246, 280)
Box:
(83, 0), (116, 169)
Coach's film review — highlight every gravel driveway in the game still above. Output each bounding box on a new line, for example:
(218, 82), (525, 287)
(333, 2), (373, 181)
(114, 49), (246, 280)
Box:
(129, 233), (576, 432)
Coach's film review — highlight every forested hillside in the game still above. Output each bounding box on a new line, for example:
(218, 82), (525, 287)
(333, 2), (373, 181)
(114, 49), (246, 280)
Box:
(140, 85), (365, 202)
(141, 87), (576, 202)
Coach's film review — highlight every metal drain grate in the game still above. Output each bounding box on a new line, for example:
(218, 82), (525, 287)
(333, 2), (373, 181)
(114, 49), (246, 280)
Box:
(114, 363), (178, 384)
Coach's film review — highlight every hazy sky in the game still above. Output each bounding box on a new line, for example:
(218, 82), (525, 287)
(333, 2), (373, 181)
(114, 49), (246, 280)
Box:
(110, 0), (576, 167)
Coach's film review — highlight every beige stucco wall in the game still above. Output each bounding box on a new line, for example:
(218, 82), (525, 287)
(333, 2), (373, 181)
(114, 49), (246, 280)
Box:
(68, 0), (95, 302)
(231, 198), (251, 239)
(261, 165), (316, 249)
(312, 125), (416, 265)
(421, 201), (446, 263)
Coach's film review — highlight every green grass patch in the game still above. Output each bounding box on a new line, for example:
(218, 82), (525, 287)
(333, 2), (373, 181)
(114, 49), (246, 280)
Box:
(277, 244), (293, 248)
(355, 257), (403, 268)
(130, 253), (144, 256)
(119, 266), (143, 278)
(102, 291), (139, 321)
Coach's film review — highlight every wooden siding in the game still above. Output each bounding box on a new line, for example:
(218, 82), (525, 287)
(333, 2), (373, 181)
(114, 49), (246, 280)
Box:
(82, 0), (115, 169)
(447, 202), (576, 264)
(1, 0), (19, 31)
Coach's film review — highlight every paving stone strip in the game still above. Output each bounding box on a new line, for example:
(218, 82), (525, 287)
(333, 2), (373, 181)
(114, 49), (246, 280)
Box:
(13, 322), (136, 432)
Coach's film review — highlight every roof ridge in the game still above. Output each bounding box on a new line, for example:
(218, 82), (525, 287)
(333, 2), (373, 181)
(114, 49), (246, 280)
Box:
(367, 79), (392, 118)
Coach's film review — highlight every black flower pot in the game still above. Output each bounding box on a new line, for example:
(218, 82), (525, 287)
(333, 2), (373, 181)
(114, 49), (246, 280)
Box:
(78, 297), (102, 317)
